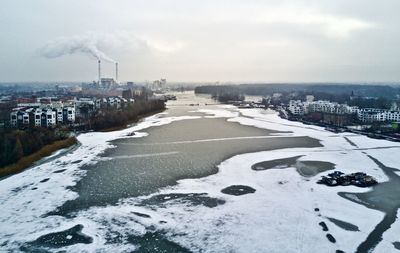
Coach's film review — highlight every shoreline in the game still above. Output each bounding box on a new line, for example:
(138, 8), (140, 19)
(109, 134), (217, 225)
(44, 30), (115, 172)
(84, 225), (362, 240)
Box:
(278, 111), (400, 143)
(1, 95), (400, 252)
(99, 108), (166, 132)
(0, 137), (78, 178)
(0, 106), (166, 179)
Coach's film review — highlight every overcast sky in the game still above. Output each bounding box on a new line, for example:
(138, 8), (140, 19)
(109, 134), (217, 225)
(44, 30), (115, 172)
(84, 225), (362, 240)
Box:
(1, 0), (399, 82)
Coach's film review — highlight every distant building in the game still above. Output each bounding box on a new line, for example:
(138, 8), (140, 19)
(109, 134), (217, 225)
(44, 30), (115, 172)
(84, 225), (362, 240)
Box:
(288, 100), (358, 115)
(288, 100), (305, 115)
(10, 110), (30, 128)
(54, 107), (75, 124)
(150, 78), (167, 91)
(306, 95), (315, 102)
(122, 89), (133, 99)
(11, 106), (75, 128)
(357, 108), (400, 123)
(8, 93), (138, 129)
(100, 78), (116, 89)
(75, 98), (96, 118)
(288, 99), (400, 124)
(94, 96), (132, 110)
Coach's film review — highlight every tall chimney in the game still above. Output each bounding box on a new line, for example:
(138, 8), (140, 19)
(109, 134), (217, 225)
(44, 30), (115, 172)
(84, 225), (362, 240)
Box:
(98, 60), (101, 83)
(115, 62), (118, 82)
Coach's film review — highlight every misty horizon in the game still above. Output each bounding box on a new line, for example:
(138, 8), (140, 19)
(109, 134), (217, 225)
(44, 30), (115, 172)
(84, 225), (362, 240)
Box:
(1, 0), (400, 83)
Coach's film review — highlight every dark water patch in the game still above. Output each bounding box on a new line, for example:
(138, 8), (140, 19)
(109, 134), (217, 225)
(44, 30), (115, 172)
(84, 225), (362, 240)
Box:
(336, 250), (345, 253)
(393, 241), (400, 250)
(221, 185), (256, 196)
(326, 233), (336, 243)
(296, 161), (335, 177)
(338, 193), (374, 209)
(319, 221), (329, 231)
(53, 169), (67, 174)
(356, 212), (397, 253)
(140, 193), (225, 208)
(338, 155), (400, 253)
(31, 187), (37, 190)
(327, 217), (359, 232)
(314, 208), (320, 212)
(344, 137), (358, 147)
(252, 156), (334, 177)
(251, 156), (302, 171)
(71, 160), (82, 164)
(116, 117), (283, 145)
(52, 117), (321, 215)
(29, 224), (92, 249)
(128, 232), (190, 253)
(40, 178), (49, 183)
(131, 212), (151, 218)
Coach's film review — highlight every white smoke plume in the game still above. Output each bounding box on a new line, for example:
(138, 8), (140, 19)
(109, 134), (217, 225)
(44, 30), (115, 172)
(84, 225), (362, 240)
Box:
(39, 33), (117, 63)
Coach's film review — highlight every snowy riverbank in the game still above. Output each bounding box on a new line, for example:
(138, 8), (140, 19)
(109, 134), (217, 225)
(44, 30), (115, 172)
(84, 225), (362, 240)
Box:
(1, 102), (400, 252)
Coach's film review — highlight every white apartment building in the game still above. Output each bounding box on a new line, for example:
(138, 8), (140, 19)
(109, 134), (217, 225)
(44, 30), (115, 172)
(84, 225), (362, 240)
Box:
(10, 111), (30, 127)
(358, 109), (400, 122)
(306, 100), (357, 115)
(11, 106), (75, 128)
(288, 100), (306, 115)
(288, 99), (400, 123)
(34, 109), (42, 127)
(94, 97), (129, 110)
(65, 107), (75, 122)
(289, 100), (357, 116)
(45, 110), (56, 127)
(54, 106), (76, 124)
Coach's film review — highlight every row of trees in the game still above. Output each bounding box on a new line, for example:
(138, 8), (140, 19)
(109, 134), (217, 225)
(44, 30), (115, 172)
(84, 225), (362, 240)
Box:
(0, 128), (68, 167)
(195, 84), (398, 109)
(195, 86), (245, 103)
(89, 98), (166, 131)
(211, 92), (245, 103)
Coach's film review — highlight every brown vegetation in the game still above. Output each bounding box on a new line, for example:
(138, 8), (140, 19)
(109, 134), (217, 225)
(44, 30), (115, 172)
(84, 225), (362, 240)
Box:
(90, 99), (165, 131)
(0, 137), (77, 178)
(0, 128), (71, 168)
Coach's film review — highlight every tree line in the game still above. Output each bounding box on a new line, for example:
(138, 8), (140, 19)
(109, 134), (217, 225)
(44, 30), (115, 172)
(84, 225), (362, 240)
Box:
(195, 84), (398, 108)
(0, 128), (69, 168)
(0, 98), (165, 169)
(89, 98), (165, 131)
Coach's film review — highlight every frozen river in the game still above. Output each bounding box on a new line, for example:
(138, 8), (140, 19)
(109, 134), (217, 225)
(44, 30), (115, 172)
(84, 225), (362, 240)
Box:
(1, 92), (400, 252)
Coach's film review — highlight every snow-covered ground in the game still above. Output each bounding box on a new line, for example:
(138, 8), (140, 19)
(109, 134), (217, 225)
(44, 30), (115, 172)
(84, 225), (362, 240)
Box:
(1, 103), (400, 252)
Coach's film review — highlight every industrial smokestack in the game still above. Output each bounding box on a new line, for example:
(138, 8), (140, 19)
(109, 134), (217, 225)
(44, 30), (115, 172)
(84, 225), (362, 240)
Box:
(98, 60), (101, 83)
(115, 62), (118, 82)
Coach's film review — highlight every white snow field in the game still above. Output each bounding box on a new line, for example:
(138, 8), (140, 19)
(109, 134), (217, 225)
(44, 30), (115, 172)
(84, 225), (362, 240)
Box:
(0, 103), (399, 253)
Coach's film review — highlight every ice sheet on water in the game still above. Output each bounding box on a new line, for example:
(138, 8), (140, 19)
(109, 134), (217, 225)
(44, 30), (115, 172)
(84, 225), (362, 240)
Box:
(195, 109), (239, 118)
(0, 113), (201, 252)
(1, 107), (400, 252)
